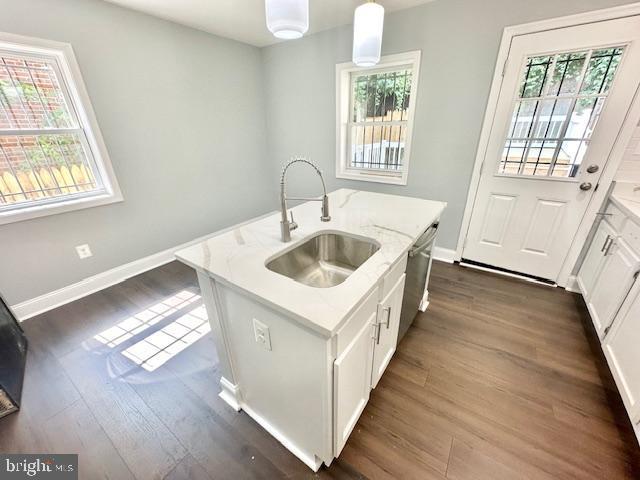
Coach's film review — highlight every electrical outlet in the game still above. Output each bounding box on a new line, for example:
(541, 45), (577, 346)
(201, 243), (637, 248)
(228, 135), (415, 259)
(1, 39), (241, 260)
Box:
(252, 318), (272, 351)
(76, 244), (93, 259)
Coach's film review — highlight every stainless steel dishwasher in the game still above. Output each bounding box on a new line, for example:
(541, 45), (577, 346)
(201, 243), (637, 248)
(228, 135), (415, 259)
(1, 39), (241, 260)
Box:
(398, 222), (439, 341)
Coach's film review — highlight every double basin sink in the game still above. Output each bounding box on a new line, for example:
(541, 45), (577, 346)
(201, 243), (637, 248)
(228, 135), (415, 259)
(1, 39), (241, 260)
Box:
(266, 232), (380, 288)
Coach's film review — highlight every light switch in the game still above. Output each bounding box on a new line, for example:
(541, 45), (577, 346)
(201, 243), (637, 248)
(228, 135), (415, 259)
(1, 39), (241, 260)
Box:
(252, 318), (272, 351)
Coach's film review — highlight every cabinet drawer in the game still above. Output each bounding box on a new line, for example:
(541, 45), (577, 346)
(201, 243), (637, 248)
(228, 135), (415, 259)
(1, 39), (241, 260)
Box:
(621, 216), (640, 254)
(335, 287), (378, 358)
(381, 255), (408, 300)
(605, 201), (627, 233)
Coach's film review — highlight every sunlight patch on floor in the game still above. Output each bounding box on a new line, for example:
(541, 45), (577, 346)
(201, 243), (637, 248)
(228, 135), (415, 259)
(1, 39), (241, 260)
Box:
(93, 290), (200, 347)
(120, 304), (211, 371)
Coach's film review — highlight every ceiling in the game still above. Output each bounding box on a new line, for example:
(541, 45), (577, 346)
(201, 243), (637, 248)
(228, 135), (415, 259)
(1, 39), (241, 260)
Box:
(102, 0), (436, 47)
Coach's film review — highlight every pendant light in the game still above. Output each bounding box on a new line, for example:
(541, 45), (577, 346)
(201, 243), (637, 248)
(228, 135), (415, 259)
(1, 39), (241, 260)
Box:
(352, 0), (385, 67)
(265, 0), (309, 40)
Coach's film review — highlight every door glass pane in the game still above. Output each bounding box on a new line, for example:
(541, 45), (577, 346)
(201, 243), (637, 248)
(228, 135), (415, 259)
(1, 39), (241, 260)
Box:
(523, 140), (557, 176)
(499, 45), (626, 178)
(519, 56), (552, 98)
(547, 52), (588, 96)
(581, 48), (624, 95)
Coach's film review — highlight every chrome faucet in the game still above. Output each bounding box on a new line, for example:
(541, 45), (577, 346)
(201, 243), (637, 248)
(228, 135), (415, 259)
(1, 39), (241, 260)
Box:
(280, 157), (331, 242)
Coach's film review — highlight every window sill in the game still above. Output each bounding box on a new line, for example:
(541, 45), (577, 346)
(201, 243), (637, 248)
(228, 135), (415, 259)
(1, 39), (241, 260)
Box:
(0, 192), (124, 225)
(337, 169), (408, 186)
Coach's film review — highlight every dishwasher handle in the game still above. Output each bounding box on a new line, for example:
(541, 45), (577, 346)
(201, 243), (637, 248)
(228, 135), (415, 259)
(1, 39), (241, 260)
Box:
(409, 223), (438, 258)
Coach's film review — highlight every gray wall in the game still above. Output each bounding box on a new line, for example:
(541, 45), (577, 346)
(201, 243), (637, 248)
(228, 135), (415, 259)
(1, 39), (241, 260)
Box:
(261, 0), (636, 251)
(1, 0), (636, 305)
(0, 0), (274, 304)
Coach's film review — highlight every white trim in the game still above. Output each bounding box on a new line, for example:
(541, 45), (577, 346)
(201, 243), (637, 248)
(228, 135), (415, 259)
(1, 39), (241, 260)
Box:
(0, 192), (122, 225)
(218, 377), (242, 412)
(240, 402), (323, 472)
(10, 210), (276, 321)
(455, 4), (640, 288)
(432, 246), (456, 263)
(335, 51), (421, 186)
(459, 261), (558, 287)
(565, 275), (581, 293)
(0, 31), (123, 225)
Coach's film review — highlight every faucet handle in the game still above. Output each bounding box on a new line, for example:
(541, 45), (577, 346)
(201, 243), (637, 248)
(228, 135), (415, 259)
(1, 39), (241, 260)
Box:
(289, 211), (298, 230)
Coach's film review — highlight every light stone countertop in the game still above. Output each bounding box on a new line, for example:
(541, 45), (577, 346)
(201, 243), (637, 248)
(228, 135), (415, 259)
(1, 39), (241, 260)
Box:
(610, 182), (640, 222)
(175, 189), (446, 337)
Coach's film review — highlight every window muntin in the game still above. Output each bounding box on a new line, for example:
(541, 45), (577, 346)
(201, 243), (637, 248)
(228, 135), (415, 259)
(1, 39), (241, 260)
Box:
(0, 50), (105, 210)
(348, 68), (412, 171)
(499, 47), (624, 178)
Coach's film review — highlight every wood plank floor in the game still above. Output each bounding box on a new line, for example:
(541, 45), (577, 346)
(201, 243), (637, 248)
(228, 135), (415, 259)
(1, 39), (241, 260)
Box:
(1, 260), (639, 479)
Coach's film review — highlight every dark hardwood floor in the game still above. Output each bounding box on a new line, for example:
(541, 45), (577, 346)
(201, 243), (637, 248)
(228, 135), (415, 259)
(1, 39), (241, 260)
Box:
(1, 260), (639, 479)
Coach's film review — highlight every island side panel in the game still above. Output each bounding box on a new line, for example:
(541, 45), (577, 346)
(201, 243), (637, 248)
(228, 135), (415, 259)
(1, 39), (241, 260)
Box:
(216, 283), (333, 468)
(196, 271), (241, 410)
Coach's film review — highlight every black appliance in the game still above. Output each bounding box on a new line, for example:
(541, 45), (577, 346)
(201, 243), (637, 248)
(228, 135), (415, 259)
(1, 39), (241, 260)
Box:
(0, 293), (27, 417)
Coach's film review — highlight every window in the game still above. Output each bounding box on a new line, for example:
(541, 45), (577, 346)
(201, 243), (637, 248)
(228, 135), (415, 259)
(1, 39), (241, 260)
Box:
(0, 33), (121, 224)
(336, 51), (421, 185)
(500, 47), (625, 178)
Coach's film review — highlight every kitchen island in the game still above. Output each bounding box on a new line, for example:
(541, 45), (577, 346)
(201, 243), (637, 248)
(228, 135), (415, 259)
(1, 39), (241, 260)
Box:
(175, 189), (446, 470)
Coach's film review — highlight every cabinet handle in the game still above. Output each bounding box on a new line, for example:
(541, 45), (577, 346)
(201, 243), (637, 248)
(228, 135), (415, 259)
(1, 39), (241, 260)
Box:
(601, 234), (611, 252)
(383, 307), (391, 329)
(375, 322), (382, 344)
(604, 238), (615, 256)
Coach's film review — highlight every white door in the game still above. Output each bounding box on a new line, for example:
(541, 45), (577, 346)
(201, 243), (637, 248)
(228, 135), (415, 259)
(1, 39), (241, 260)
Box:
(586, 236), (639, 339)
(333, 312), (375, 456)
(463, 16), (640, 281)
(371, 274), (405, 388)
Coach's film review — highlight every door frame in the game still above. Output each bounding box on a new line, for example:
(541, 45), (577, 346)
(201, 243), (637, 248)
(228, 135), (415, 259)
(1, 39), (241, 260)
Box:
(455, 2), (640, 288)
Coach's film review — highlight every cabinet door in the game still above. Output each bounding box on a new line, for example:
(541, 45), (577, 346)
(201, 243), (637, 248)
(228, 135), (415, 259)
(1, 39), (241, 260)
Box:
(603, 287), (640, 419)
(371, 274), (406, 389)
(587, 238), (640, 339)
(577, 220), (616, 298)
(333, 311), (375, 456)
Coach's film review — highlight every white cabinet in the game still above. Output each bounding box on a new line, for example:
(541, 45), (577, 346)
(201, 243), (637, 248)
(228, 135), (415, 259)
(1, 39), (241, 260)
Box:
(603, 286), (640, 420)
(577, 220), (616, 298)
(578, 197), (640, 445)
(333, 267), (407, 455)
(585, 236), (639, 338)
(371, 274), (406, 388)
(333, 311), (375, 456)
(578, 213), (640, 339)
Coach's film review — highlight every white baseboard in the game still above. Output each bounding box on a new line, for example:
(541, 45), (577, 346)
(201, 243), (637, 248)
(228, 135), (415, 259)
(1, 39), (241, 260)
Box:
(11, 211), (275, 321)
(218, 377), (242, 412)
(241, 402), (323, 472)
(564, 275), (581, 293)
(433, 246), (456, 263)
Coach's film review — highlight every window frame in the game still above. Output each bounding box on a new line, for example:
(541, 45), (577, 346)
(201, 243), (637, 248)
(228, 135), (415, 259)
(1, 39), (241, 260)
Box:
(0, 32), (122, 225)
(496, 45), (627, 180)
(335, 51), (421, 186)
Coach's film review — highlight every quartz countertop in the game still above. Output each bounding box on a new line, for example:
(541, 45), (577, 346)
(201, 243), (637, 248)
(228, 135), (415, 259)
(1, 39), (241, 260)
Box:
(610, 182), (640, 222)
(175, 189), (446, 337)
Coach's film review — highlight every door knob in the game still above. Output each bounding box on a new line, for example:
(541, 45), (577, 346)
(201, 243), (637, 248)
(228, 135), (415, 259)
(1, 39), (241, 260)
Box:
(580, 182), (593, 191)
(586, 165), (599, 173)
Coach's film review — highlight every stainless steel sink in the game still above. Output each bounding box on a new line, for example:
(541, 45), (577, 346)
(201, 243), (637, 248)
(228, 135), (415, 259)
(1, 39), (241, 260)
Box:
(266, 232), (380, 288)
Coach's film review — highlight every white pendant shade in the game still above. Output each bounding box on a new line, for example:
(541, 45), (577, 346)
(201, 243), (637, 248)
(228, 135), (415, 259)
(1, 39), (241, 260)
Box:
(352, 1), (385, 67)
(265, 0), (309, 40)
